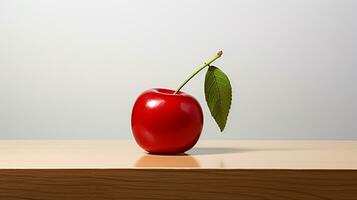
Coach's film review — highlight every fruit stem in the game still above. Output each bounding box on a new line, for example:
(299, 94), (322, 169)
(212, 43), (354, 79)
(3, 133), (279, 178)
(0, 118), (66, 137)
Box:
(174, 51), (223, 94)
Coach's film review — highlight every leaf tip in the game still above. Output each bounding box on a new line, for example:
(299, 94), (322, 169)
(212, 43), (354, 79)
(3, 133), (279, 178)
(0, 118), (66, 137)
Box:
(218, 119), (228, 132)
(217, 50), (223, 57)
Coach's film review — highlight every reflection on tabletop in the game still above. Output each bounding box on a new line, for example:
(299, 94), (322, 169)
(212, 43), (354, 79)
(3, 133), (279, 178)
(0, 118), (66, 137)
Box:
(135, 154), (200, 168)
(134, 146), (300, 169)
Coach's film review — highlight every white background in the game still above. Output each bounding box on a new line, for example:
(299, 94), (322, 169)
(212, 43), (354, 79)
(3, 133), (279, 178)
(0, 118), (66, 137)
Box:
(1, 0), (357, 139)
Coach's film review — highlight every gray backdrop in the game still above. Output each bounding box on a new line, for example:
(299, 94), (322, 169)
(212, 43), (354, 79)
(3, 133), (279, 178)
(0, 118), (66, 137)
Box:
(1, 0), (357, 139)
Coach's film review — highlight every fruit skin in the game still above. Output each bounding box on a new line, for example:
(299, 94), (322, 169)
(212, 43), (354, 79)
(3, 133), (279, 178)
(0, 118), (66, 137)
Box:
(131, 88), (203, 154)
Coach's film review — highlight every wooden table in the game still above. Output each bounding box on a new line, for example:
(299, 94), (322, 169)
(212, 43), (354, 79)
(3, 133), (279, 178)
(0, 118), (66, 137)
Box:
(0, 140), (356, 200)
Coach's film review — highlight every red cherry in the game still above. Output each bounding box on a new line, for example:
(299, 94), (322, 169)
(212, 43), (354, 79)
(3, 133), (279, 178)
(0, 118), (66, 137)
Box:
(131, 88), (203, 154)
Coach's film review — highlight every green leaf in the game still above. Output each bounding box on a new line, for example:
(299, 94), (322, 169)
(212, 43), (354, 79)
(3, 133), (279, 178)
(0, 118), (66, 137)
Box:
(204, 66), (232, 132)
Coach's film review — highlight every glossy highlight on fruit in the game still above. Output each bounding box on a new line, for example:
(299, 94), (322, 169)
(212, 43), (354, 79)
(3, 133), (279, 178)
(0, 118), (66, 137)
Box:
(131, 88), (203, 154)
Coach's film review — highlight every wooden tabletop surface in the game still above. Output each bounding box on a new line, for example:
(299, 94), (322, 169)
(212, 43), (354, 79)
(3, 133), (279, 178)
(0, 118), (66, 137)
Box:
(1, 140), (357, 199)
(1, 140), (356, 169)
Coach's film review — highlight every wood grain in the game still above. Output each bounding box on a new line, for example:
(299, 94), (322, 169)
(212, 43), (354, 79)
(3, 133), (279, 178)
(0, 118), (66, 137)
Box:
(0, 169), (356, 200)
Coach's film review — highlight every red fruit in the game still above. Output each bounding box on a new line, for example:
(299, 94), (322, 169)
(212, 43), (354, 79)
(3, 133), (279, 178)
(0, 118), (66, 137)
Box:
(131, 88), (203, 154)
